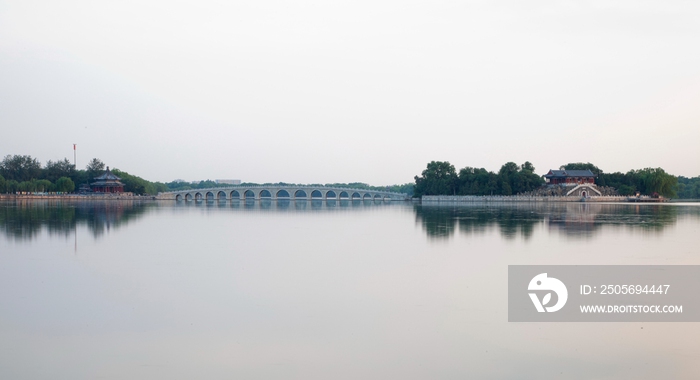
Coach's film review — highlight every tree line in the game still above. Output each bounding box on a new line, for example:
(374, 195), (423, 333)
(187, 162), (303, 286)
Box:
(1, 154), (415, 196)
(413, 160), (694, 198)
(559, 163), (679, 197)
(0, 155), (77, 193)
(413, 161), (544, 197)
(677, 176), (700, 199)
(0, 154), (167, 195)
(166, 180), (414, 195)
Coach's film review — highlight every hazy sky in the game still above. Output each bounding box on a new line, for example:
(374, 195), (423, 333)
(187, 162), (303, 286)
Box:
(1, 1), (699, 184)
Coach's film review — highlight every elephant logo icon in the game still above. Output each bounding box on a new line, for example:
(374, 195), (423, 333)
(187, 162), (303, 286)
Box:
(528, 273), (568, 313)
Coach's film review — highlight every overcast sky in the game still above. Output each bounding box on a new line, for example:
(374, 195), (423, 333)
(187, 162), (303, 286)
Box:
(1, 1), (699, 184)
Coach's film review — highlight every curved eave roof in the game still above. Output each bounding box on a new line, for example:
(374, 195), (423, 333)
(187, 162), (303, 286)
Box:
(544, 169), (597, 178)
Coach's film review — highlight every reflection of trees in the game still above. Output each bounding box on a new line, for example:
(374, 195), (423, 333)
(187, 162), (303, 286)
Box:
(0, 199), (155, 241)
(546, 203), (683, 238)
(415, 204), (542, 240)
(415, 203), (700, 240)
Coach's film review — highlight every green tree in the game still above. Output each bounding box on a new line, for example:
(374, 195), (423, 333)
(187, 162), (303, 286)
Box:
(496, 162), (543, 194)
(521, 161), (536, 174)
(0, 155), (42, 182)
(0, 174), (5, 193)
(17, 181), (36, 192)
(498, 162), (520, 177)
(617, 184), (636, 196)
(500, 180), (512, 195)
(677, 176), (700, 199)
(5, 180), (19, 193)
(414, 161), (458, 196)
(457, 167), (498, 195)
(635, 168), (677, 197)
(44, 158), (75, 182)
(55, 177), (76, 193)
(85, 158), (105, 181)
(71, 170), (90, 188)
(35, 179), (53, 193)
(111, 169), (159, 195)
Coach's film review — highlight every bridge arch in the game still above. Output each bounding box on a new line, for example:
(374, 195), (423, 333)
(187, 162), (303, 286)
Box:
(339, 191), (349, 199)
(205, 192), (215, 201)
(351, 192), (361, 200)
(325, 190), (337, 199)
(259, 190), (271, 198)
(230, 190), (240, 199)
(185, 193), (193, 201)
(243, 190), (255, 200)
(176, 194), (183, 201)
(276, 190), (290, 198)
(311, 190), (322, 199)
(217, 191), (227, 200)
(373, 194), (382, 200)
(294, 190), (307, 198)
(195, 192), (203, 201)
(363, 193), (372, 200)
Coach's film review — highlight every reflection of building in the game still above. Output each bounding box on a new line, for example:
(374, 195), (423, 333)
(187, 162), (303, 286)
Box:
(544, 170), (596, 185)
(91, 167), (125, 193)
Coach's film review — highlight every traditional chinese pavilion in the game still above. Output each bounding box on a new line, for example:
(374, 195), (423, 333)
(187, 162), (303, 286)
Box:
(90, 167), (125, 193)
(544, 169), (596, 185)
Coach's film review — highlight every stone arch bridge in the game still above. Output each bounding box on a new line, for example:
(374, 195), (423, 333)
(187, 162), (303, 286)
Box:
(157, 186), (409, 202)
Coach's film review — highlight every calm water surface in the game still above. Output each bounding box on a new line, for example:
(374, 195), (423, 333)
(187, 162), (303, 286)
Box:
(1, 199), (700, 379)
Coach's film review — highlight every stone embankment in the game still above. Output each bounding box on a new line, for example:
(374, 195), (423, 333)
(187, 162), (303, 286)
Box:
(422, 195), (629, 203)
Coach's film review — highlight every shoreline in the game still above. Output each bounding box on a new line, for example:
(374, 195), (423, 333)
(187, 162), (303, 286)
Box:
(2, 194), (697, 203)
(420, 195), (697, 203)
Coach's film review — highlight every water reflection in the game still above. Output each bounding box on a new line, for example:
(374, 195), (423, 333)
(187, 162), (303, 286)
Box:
(189, 198), (390, 211)
(0, 199), (156, 241)
(414, 203), (700, 240)
(6, 199), (698, 243)
(0, 198), (398, 242)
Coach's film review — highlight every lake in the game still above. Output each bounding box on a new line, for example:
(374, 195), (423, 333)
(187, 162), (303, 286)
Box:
(1, 199), (700, 379)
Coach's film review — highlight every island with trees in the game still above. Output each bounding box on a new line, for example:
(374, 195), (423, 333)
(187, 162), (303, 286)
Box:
(413, 161), (699, 200)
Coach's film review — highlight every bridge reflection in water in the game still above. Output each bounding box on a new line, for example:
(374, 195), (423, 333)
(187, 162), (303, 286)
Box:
(177, 197), (396, 211)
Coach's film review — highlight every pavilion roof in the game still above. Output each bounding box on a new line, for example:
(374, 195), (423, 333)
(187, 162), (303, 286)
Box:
(544, 169), (597, 178)
(93, 166), (121, 181)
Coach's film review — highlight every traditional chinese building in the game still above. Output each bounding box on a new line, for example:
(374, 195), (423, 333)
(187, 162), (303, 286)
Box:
(544, 169), (596, 185)
(90, 167), (125, 193)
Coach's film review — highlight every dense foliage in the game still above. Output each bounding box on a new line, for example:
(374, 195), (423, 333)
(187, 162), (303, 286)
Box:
(0, 154), (413, 196)
(166, 180), (414, 196)
(414, 160), (691, 198)
(110, 169), (167, 195)
(676, 176), (700, 199)
(414, 161), (544, 197)
(0, 154), (165, 195)
(560, 162), (678, 197)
